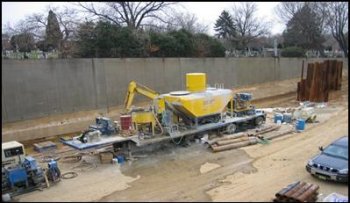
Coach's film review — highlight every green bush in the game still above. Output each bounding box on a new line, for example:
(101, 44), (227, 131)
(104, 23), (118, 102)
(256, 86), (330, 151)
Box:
(193, 33), (225, 57)
(76, 22), (225, 58)
(281, 46), (306, 57)
(149, 32), (178, 57)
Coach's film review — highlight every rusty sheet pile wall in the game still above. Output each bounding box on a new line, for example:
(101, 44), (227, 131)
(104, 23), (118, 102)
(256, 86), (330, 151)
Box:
(297, 60), (343, 102)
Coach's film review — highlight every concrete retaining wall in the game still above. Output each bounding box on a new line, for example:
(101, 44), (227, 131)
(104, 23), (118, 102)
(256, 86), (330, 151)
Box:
(2, 57), (348, 123)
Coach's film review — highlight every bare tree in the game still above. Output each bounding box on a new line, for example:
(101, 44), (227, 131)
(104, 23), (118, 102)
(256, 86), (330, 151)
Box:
(276, 2), (348, 57)
(274, 2), (305, 24)
(5, 5), (80, 43)
(77, 2), (176, 30)
(231, 2), (271, 50)
(166, 11), (209, 34)
(323, 2), (348, 57)
(275, 2), (329, 33)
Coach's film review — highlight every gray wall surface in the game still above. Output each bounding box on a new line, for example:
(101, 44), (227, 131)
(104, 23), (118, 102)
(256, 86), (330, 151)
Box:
(2, 57), (348, 123)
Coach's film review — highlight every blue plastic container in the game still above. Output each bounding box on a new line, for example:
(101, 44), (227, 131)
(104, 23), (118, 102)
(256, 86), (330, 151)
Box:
(274, 113), (283, 123)
(296, 119), (305, 131)
(116, 155), (125, 164)
(283, 113), (292, 123)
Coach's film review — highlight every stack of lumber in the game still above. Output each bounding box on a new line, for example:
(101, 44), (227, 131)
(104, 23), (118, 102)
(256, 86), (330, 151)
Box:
(273, 181), (319, 202)
(297, 60), (343, 102)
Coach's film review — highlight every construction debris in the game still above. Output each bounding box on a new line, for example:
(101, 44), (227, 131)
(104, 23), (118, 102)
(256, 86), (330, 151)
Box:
(99, 151), (114, 164)
(292, 107), (317, 123)
(297, 60), (343, 102)
(322, 193), (348, 202)
(273, 181), (319, 202)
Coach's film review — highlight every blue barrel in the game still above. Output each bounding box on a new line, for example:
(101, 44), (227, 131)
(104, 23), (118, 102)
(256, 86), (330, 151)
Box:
(274, 113), (283, 123)
(296, 119), (305, 131)
(116, 155), (125, 164)
(283, 113), (292, 123)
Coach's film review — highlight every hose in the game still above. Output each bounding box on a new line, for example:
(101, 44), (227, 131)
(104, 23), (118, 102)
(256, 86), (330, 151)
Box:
(155, 105), (186, 145)
(61, 172), (78, 179)
(40, 155), (61, 163)
(170, 134), (184, 145)
(61, 154), (82, 163)
(166, 123), (184, 145)
(152, 110), (164, 136)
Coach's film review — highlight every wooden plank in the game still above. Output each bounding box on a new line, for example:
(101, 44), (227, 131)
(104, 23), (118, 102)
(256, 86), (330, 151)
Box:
(297, 82), (300, 101)
(336, 61), (343, 90)
(301, 79), (306, 101)
(321, 59), (329, 102)
(310, 62), (320, 102)
(305, 63), (314, 101)
(328, 60), (333, 90)
(327, 60), (333, 90)
(301, 60), (304, 81)
(331, 60), (338, 90)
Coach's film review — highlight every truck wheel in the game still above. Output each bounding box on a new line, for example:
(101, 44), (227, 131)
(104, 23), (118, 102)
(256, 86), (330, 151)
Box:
(226, 123), (236, 134)
(255, 117), (264, 126)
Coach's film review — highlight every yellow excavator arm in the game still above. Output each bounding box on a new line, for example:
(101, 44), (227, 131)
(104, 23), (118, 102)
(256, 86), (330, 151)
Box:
(124, 81), (160, 112)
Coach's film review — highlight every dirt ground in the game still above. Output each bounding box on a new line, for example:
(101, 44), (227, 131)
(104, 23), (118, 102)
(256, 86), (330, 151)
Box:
(14, 75), (348, 202)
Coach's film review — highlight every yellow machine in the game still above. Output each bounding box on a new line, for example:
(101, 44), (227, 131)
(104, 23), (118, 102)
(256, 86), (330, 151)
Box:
(64, 73), (265, 150)
(164, 73), (232, 126)
(123, 73), (235, 136)
(124, 81), (160, 112)
(124, 81), (161, 136)
(227, 92), (255, 117)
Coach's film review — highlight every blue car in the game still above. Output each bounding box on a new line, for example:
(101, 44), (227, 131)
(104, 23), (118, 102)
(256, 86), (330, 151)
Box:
(306, 136), (348, 183)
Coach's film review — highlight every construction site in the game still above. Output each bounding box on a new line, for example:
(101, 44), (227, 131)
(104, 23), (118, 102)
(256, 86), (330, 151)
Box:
(2, 57), (348, 202)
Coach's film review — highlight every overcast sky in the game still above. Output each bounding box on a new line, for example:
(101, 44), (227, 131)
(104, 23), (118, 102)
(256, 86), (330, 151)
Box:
(1, 2), (285, 36)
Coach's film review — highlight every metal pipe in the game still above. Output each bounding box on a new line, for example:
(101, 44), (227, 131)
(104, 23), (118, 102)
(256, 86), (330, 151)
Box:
(255, 125), (281, 136)
(296, 184), (319, 202)
(265, 130), (294, 140)
(216, 137), (250, 145)
(283, 182), (306, 198)
(211, 137), (257, 152)
(290, 182), (312, 201)
(275, 181), (300, 198)
(207, 132), (247, 145)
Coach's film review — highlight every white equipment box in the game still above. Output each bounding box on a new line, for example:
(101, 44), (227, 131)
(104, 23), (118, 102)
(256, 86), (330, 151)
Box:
(2, 141), (25, 168)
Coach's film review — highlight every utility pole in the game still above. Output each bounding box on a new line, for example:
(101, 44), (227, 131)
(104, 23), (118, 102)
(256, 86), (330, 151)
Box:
(274, 38), (277, 57)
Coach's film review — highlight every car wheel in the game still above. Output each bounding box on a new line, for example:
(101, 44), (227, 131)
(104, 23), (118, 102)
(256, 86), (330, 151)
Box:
(226, 123), (236, 134)
(255, 116), (264, 126)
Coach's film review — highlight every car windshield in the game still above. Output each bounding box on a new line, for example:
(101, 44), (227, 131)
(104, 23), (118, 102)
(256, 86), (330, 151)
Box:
(323, 144), (348, 160)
